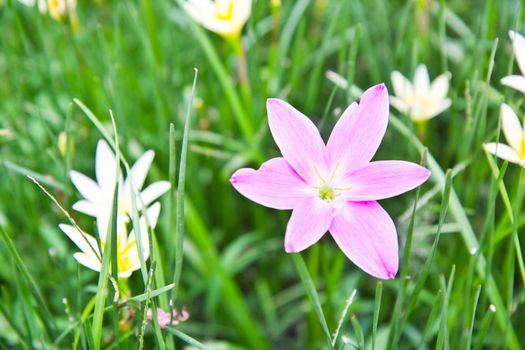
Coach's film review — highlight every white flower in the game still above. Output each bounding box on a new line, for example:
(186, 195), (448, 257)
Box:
(38, 0), (76, 20)
(69, 139), (170, 239)
(181, 0), (252, 39)
(59, 203), (161, 278)
(501, 31), (525, 94)
(484, 103), (525, 166)
(390, 64), (451, 122)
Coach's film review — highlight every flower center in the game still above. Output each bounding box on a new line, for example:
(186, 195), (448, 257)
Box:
(216, 0), (234, 20)
(318, 185), (336, 201)
(313, 163), (351, 203)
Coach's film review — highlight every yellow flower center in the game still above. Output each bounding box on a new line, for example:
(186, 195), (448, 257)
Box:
(521, 137), (525, 158)
(100, 233), (138, 275)
(313, 163), (351, 202)
(318, 185), (336, 201)
(216, 0), (234, 20)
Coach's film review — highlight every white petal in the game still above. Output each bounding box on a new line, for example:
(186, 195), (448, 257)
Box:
(390, 71), (413, 99)
(95, 139), (119, 192)
(73, 252), (102, 272)
(430, 72), (451, 102)
(429, 98), (452, 119)
(510, 31), (525, 76)
(59, 224), (101, 258)
(484, 142), (523, 165)
(389, 96), (410, 114)
(128, 202), (162, 260)
(414, 64), (430, 91)
(72, 200), (99, 217)
(501, 103), (523, 153)
(70, 171), (101, 203)
(232, 0), (251, 27)
(121, 150), (155, 208)
(125, 150), (155, 192)
(501, 75), (525, 94)
(117, 269), (133, 278)
(140, 181), (171, 206)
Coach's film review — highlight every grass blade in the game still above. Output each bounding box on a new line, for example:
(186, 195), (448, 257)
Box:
(292, 253), (333, 349)
(171, 68), (198, 304)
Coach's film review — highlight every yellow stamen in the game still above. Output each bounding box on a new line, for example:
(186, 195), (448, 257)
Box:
(313, 165), (327, 185)
(329, 162), (340, 183)
(216, 0), (234, 20)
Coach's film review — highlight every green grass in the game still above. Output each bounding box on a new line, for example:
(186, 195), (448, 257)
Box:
(1, 0), (525, 349)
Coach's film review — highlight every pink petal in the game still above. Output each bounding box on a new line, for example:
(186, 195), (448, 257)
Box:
(266, 99), (328, 184)
(344, 161), (430, 201)
(230, 157), (310, 210)
(327, 84), (389, 173)
(284, 197), (333, 253)
(329, 201), (398, 279)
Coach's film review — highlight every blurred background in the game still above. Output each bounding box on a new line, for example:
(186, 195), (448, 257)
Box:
(1, 0), (525, 348)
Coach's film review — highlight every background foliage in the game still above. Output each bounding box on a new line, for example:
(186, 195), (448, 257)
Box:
(1, 0), (525, 348)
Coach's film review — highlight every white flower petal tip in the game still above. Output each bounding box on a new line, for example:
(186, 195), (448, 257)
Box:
(232, 84), (430, 279)
(389, 64), (451, 121)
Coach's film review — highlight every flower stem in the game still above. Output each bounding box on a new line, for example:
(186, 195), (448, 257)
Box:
(230, 36), (252, 110)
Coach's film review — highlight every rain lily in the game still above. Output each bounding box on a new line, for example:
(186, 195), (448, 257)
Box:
(501, 31), (525, 93)
(59, 203), (160, 278)
(0, 128), (13, 138)
(230, 84), (430, 279)
(18, 0), (79, 30)
(390, 64), (451, 122)
(146, 307), (190, 329)
(69, 139), (170, 240)
(484, 103), (525, 166)
(181, 0), (252, 39)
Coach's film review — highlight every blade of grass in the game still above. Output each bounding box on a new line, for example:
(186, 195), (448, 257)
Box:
(171, 67), (198, 304)
(465, 284), (482, 350)
(92, 151), (119, 350)
(372, 282), (383, 350)
(292, 253), (333, 349)
(388, 169), (452, 346)
(346, 23), (361, 105)
(109, 111), (120, 350)
(0, 226), (56, 337)
(165, 327), (208, 350)
(436, 265), (455, 350)
(418, 290), (444, 347)
(388, 115), (521, 349)
(332, 289), (357, 347)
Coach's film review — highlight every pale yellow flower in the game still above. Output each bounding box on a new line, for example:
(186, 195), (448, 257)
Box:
(69, 139), (170, 239)
(484, 103), (525, 166)
(18, 0), (78, 30)
(182, 0), (252, 39)
(59, 203), (160, 278)
(38, 0), (76, 20)
(390, 64), (451, 122)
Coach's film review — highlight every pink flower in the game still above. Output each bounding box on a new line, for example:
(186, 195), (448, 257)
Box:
(146, 308), (189, 329)
(230, 84), (430, 279)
